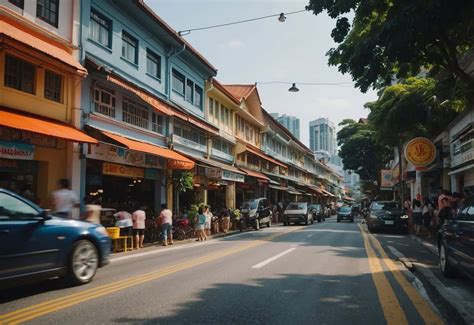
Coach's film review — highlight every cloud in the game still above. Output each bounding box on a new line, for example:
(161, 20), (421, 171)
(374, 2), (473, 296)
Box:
(220, 40), (245, 49)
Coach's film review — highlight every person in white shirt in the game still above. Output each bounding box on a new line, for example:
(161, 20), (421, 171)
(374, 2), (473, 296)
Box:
(52, 179), (79, 219)
(114, 210), (133, 236)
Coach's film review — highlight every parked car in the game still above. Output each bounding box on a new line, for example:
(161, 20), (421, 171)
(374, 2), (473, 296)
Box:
(438, 199), (474, 279)
(283, 202), (314, 225)
(239, 198), (272, 231)
(337, 206), (354, 222)
(366, 201), (408, 232)
(0, 189), (111, 289)
(308, 204), (325, 222)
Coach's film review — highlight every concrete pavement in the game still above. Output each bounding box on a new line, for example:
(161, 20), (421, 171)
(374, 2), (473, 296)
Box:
(0, 217), (450, 324)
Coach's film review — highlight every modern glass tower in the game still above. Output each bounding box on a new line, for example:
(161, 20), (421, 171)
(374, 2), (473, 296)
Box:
(309, 118), (336, 155)
(270, 113), (300, 140)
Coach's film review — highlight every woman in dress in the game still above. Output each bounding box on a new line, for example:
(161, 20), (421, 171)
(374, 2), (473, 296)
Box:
(195, 207), (207, 242)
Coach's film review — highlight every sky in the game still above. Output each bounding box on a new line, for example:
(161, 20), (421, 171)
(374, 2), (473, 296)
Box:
(146, 0), (378, 147)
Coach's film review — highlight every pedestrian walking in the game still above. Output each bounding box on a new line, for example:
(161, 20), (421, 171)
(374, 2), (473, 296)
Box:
(114, 209), (133, 237)
(422, 198), (434, 238)
(195, 207), (207, 242)
(204, 205), (212, 236)
(132, 207), (146, 249)
(412, 196), (423, 236)
(221, 206), (231, 233)
(52, 179), (80, 219)
(160, 204), (173, 246)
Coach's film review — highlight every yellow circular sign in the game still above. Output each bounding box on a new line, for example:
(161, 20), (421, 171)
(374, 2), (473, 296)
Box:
(404, 137), (437, 167)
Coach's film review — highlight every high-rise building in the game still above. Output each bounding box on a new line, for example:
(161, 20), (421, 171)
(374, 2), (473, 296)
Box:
(270, 113), (300, 140)
(309, 118), (336, 155)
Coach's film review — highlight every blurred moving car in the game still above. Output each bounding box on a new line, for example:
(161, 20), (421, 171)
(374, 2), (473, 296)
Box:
(0, 189), (110, 288)
(366, 201), (408, 232)
(240, 198), (272, 231)
(308, 204), (325, 222)
(438, 199), (474, 279)
(283, 202), (314, 225)
(337, 206), (354, 222)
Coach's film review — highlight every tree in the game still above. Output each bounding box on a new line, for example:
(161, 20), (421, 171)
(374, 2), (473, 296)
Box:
(306, 0), (474, 98)
(337, 119), (387, 183)
(172, 171), (194, 214)
(366, 77), (460, 201)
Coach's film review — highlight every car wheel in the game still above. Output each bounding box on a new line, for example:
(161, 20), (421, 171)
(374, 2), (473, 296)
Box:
(267, 219), (271, 227)
(254, 219), (260, 231)
(311, 218), (314, 224)
(351, 219), (354, 223)
(323, 218), (326, 222)
(337, 219), (340, 222)
(68, 240), (99, 285)
(305, 216), (309, 225)
(440, 242), (455, 277)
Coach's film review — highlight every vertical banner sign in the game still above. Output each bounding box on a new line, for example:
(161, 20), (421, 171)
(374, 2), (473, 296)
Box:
(380, 169), (394, 189)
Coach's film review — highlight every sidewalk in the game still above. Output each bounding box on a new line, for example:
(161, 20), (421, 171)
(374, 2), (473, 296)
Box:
(364, 223), (474, 324)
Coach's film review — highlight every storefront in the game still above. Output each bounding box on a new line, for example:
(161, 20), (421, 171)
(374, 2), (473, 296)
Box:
(83, 128), (193, 215)
(237, 167), (269, 207)
(0, 110), (97, 208)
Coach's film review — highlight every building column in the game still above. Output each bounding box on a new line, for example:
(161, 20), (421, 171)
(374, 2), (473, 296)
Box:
(225, 182), (236, 209)
(166, 169), (173, 212)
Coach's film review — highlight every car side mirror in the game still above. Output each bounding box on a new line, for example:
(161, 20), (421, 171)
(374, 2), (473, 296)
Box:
(40, 210), (52, 221)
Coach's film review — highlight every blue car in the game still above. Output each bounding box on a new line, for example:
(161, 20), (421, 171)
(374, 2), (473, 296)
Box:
(0, 189), (110, 288)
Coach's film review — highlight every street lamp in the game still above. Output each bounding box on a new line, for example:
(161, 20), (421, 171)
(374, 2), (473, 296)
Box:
(278, 13), (287, 22)
(288, 83), (299, 92)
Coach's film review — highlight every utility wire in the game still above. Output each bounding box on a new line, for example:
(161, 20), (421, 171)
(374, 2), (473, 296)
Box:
(178, 9), (307, 35)
(257, 81), (354, 87)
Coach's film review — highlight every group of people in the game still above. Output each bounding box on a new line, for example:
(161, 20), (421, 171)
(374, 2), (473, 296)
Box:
(404, 189), (468, 238)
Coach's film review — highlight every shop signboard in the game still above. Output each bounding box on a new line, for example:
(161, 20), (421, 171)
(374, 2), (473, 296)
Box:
(221, 170), (245, 183)
(207, 167), (222, 179)
(86, 142), (163, 169)
(404, 137), (437, 167)
(0, 141), (35, 160)
(0, 128), (64, 149)
(380, 169), (394, 190)
(103, 162), (144, 178)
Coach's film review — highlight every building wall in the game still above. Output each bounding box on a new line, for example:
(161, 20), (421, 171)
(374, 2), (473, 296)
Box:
(1, 0), (73, 41)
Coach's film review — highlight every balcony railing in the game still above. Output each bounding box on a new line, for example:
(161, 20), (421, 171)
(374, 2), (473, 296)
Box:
(211, 148), (234, 162)
(172, 134), (207, 152)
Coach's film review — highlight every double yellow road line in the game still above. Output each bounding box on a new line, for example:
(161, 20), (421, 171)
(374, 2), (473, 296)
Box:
(0, 230), (294, 324)
(358, 224), (444, 325)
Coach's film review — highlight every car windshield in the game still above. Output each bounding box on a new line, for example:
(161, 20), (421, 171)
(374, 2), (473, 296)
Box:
(309, 205), (321, 210)
(242, 201), (258, 209)
(371, 202), (401, 211)
(287, 203), (307, 210)
(340, 206), (351, 212)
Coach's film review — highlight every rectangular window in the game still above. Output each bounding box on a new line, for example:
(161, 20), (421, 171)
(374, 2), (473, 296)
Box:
(44, 70), (62, 102)
(90, 9), (111, 48)
(37, 0), (59, 27)
(185, 79), (194, 103)
(214, 100), (220, 121)
(93, 84), (116, 117)
(220, 104), (225, 123)
(146, 49), (161, 79)
(172, 69), (185, 95)
(122, 97), (149, 129)
(151, 112), (163, 134)
(194, 85), (202, 109)
(8, 0), (24, 9)
(4, 55), (35, 94)
(209, 98), (214, 118)
(121, 31), (138, 64)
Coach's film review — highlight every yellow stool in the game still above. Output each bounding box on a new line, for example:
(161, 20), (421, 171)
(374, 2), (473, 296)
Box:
(112, 236), (134, 252)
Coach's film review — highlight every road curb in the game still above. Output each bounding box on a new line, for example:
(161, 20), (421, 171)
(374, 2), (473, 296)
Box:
(409, 235), (439, 256)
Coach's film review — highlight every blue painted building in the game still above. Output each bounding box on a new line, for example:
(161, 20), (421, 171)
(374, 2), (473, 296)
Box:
(78, 0), (217, 212)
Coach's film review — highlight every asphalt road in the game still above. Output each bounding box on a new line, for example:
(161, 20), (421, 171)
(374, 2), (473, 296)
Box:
(0, 217), (446, 324)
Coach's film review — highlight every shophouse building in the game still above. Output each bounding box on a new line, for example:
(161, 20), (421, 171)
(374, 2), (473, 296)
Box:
(78, 0), (217, 213)
(222, 84), (287, 207)
(0, 0), (96, 209)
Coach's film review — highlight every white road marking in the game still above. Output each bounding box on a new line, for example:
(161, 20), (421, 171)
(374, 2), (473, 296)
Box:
(306, 234), (313, 238)
(251, 248), (296, 269)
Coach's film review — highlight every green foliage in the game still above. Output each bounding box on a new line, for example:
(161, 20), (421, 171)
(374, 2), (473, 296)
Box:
(187, 202), (207, 224)
(307, 0), (474, 94)
(229, 208), (241, 219)
(366, 77), (460, 147)
(173, 171), (194, 193)
(336, 120), (387, 182)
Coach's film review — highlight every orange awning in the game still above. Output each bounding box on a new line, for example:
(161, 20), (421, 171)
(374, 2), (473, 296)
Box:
(101, 131), (194, 170)
(239, 167), (270, 182)
(246, 146), (287, 168)
(0, 17), (86, 75)
(321, 189), (335, 197)
(0, 109), (97, 143)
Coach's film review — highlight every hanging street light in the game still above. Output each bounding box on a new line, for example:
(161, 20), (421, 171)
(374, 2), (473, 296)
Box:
(288, 83), (299, 92)
(278, 13), (287, 22)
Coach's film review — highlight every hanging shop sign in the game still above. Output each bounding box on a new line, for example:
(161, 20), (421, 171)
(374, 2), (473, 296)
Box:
(0, 127), (65, 149)
(404, 137), (437, 167)
(221, 170), (245, 183)
(86, 142), (163, 169)
(207, 167), (222, 179)
(380, 169), (394, 189)
(0, 141), (35, 160)
(167, 159), (194, 170)
(103, 162), (144, 178)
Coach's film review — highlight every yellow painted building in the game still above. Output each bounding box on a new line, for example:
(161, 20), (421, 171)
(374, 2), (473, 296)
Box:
(0, 5), (94, 208)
